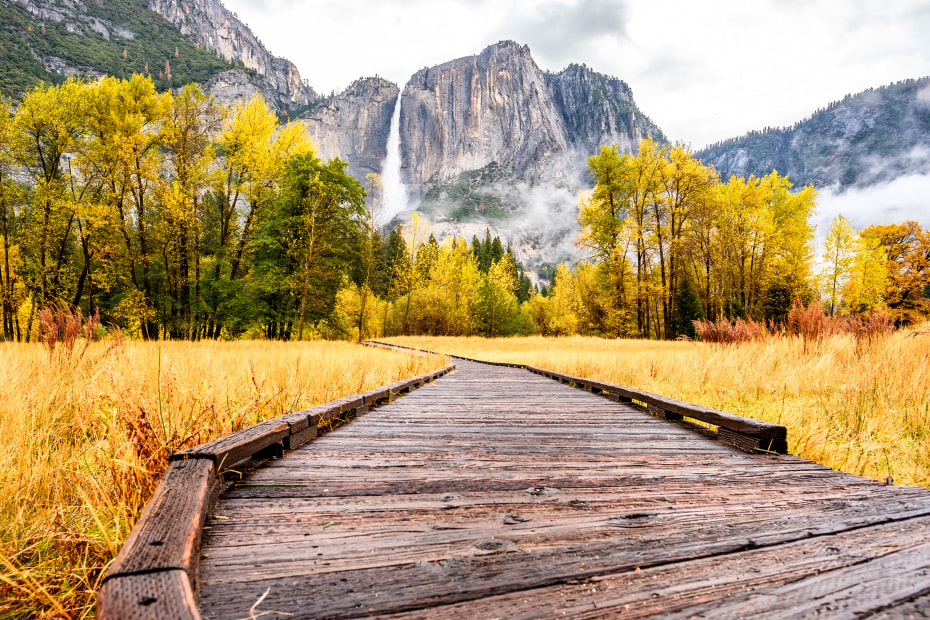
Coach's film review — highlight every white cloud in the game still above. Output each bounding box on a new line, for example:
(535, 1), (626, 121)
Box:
(813, 174), (930, 244)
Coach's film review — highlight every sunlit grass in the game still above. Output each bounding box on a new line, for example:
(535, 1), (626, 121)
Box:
(0, 339), (444, 618)
(386, 329), (930, 488)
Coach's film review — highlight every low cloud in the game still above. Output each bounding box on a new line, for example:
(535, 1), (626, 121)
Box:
(813, 172), (930, 243)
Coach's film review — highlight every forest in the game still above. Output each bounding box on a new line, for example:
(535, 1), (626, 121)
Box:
(0, 76), (928, 342)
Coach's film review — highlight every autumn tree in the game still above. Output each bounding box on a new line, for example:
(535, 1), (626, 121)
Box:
(11, 79), (89, 335)
(0, 93), (22, 339)
(842, 229), (888, 315)
(391, 213), (430, 334)
(160, 84), (218, 337)
(206, 95), (313, 337)
(865, 221), (930, 324)
(80, 74), (168, 337)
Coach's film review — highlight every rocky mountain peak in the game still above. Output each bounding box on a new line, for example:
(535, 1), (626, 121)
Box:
(697, 76), (930, 189)
(547, 62), (665, 164)
(401, 40), (572, 195)
(147, 0), (316, 110)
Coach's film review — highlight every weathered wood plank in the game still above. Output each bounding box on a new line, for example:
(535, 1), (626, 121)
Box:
(368, 516), (930, 620)
(97, 570), (199, 620)
(105, 458), (215, 580)
(193, 357), (930, 619)
(171, 419), (289, 469)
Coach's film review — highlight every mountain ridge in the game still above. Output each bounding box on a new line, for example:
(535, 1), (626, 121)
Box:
(696, 76), (930, 191)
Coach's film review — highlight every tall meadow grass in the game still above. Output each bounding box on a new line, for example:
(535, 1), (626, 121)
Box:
(0, 339), (444, 618)
(387, 329), (930, 488)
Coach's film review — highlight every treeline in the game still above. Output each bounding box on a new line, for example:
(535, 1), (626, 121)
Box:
(1, 78), (926, 342)
(568, 139), (817, 338)
(0, 75), (367, 341)
(553, 139), (928, 338)
(330, 216), (538, 339)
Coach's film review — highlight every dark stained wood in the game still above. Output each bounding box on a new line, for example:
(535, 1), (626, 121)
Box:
(171, 419), (290, 470)
(283, 424), (317, 450)
(97, 570), (200, 620)
(105, 458), (216, 581)
(195, 359), (930, 619)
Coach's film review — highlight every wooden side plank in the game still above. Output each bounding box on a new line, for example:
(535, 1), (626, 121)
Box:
(105, 459), (215, 580)
(170, 364), (454, 469)
(97, 570), (199, 620)
(524, 365), (786, 441)
(171, 419), (289, 468)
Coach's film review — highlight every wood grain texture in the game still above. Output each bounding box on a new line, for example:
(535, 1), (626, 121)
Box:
(368, 342), (786, 453)
(195, 359), (930, 619)
(171, 419), (290, 469)
(105, 458), (216, 581)
(97, 570), (200, 620)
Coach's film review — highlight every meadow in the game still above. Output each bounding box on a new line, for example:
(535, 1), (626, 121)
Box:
(386, 329), (930, 489)
(0, 339), (444, 618)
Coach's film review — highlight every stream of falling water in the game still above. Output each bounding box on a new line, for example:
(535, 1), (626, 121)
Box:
(380, 94), (407, 224)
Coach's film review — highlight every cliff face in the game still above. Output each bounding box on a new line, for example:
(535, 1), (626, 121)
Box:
(301, 77), (399, 180)
(547, 63), (665, 163)
(1, 0), (232, 95)
(147, 0), (315, 110)
(400, 41), (573, 190)
(697, 77), (930, 189)
(301, 41), (668, 266)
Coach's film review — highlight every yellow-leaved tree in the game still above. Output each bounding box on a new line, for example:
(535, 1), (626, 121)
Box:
(842, 229), (889, 315)
(820, 214), (858, 315)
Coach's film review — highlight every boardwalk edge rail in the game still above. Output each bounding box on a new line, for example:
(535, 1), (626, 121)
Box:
(367, 341), (788, 456)
(96, 361), (454, 620)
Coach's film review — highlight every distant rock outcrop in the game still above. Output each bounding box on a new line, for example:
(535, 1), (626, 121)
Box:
(301, 77), (399, 181)
(547, 63), (661, 166)
(400, 41), (574, 193)
(147, 0), (316, 110)
(697, 77), (930, 189)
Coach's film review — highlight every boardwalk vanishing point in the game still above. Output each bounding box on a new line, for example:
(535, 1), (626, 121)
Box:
(99, 351), (930, 619)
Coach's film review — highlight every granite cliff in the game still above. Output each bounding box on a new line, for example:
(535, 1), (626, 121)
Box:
(396, 42), (665, 198)
(301, 78), (399, 181)
(400, 41), (574, 192)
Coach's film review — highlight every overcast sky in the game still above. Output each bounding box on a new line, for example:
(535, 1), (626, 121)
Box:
(224, 0), (930, 149)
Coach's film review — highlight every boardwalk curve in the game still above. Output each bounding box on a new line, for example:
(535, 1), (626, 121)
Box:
(192, 357), (930, 619)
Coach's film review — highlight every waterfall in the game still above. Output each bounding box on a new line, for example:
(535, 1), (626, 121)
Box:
(380, 95), (407, 224)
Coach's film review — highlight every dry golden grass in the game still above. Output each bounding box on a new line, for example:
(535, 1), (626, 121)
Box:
(386, 329), (930, 488)
(0, 339), (444, 618)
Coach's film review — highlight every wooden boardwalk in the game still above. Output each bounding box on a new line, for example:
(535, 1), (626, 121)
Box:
(195, 360), (930, 619)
